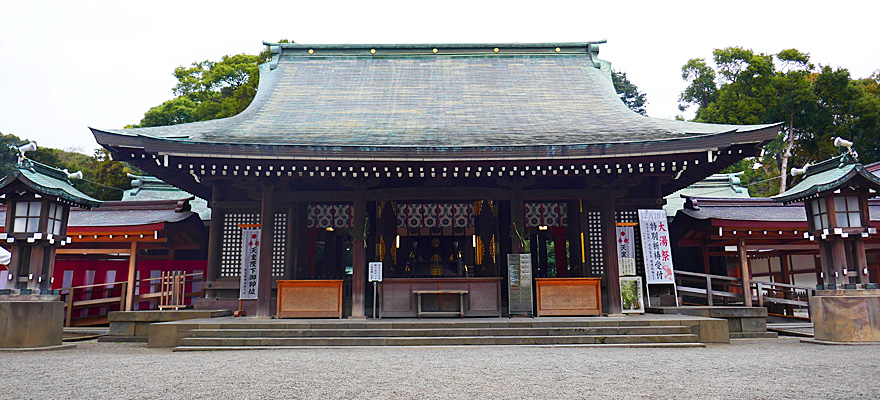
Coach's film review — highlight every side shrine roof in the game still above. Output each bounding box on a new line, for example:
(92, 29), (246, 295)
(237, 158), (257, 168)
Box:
(0, 159), (101, 209)
(678, 196), (880, 225)
(771, 153), (880, 204)
(92, 42), (779, 161)
(123, 174), (210, 221)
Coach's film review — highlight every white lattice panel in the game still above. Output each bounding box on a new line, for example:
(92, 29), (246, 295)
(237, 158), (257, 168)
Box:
(587, 210), (604, 276)
(220, 212), (287, 277)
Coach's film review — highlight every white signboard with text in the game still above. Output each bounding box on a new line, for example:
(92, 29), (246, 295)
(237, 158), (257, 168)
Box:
(637, 209), (675, 284)
(239, 228), (261, 300)
(369, 262), (383, 282)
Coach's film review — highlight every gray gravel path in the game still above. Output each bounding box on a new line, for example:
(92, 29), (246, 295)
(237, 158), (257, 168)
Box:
(5, 338), (879, 399)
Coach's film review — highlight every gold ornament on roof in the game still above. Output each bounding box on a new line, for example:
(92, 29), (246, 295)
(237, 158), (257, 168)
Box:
(370, 49), (376, 54)
(308, 49), (314, 54)
(493, 48), (499, 53)
(432, 48), (438, 54)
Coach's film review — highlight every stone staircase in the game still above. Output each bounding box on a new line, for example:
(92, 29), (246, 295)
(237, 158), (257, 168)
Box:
(172, 318), (708, 351)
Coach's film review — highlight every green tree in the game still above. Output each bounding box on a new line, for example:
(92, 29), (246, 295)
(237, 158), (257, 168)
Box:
(612, 70), (648, 115)
(133, 39), (293, 128)
(769, 49), (816, 193)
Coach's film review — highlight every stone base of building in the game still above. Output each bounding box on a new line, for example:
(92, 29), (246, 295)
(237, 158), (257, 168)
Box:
(811, 289), (880, 343)
(648, 306), (777, 339)
(101, 309), (234, 343)
(0, 300), (64, 348)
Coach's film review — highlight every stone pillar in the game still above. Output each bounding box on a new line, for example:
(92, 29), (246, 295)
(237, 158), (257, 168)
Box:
(350, 192), (366, 318)
(257, 185), (275, 317)
(601, 196), (621, 314)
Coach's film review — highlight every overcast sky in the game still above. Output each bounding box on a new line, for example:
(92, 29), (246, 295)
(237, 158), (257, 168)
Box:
(0, 0), (877, 153)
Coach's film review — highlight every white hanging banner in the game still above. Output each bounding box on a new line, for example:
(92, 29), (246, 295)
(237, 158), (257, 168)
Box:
(637, 209), (675, 284)
(616, 226), (635, 259)
(239, 228), (261, 300)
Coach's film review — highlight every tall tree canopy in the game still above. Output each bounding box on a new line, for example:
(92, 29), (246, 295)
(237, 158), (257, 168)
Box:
(133, 40), (292, 128)
(612, 70), (648, 115)
(679, 47), (880, 196)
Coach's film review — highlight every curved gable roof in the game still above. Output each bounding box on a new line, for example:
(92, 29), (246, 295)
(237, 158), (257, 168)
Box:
(93, 42), (779, 161)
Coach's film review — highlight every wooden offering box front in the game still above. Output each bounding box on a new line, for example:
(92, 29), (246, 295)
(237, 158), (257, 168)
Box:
(276, 280), (343, 318)
(535, 278), (602, 316)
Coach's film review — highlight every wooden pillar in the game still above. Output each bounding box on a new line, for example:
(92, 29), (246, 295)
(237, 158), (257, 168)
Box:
(124, 241), (138, 311)
(350, 192), (367, 319)
(292, 203), (309, 280)
(510, 192), (525, 254)
(205, 182), (224, 283)
(701, 245), (711, 274)
(779, 251), (792, 315)
(814, 255), (824, 286)
(284, 204), (296, 280)
(831, 238), (847, 285)
(779, 252), (791, 284)
(566, 200), (582, 277)
(737, 238), (752, 307)
(601, 196), (621, 314)
(257, 185), (275, 317)
(854, 239), (870, 284)
(578, 200), (590, 277)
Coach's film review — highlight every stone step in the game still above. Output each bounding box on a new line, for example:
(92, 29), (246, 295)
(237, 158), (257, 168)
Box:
(730, 331), (779, 339)
(201, 319), (689, 330)
(186, 325), (694, 338)
(178, 333), (701, 347)
(174, 342), (707, 351)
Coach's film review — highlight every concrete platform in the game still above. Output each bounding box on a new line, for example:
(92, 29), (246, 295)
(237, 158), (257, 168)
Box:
(149, 314), (730, 349)
(0, 300), (64, 349)
(102, 309), (233, 342)
(648, 306), (777, 339)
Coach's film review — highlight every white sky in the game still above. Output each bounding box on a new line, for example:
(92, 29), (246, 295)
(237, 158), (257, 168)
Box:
(0, 0), (877, 154)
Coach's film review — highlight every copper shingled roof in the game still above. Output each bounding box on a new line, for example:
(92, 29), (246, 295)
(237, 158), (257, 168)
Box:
(92, 42), (779, 161)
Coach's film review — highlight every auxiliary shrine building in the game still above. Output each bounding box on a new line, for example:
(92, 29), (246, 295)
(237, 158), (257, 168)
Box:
(92, 42), (778, 318)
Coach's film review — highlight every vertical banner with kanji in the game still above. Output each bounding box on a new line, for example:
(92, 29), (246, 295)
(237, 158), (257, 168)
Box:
(615, 226), (635, 259)
(637, 210), (675, 284)
(239, 228), (261, 300)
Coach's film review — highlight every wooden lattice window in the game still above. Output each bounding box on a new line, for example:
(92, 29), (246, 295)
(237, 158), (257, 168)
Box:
(808, 199), (828, 231)
(833, 196), (861, 228)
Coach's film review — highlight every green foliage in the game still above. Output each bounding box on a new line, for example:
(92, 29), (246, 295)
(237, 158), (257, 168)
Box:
(679, 58), (717, 118)
(133, 39), (293, 128)
(611, 70), (648, 115)
(680, 47), (880, 196)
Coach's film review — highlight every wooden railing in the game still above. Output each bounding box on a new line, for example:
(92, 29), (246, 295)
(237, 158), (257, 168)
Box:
(674, 270), (745, 306)
(674, 270), (813, 318)
(60, 271), (204, 327)
(753, 281), (813, 318)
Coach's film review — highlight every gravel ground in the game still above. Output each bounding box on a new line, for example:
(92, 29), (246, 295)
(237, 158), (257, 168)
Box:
(5, 338), (879, 400)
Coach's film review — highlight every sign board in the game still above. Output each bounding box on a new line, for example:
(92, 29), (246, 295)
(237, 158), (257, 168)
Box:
(368, 262), (383, 282)
(507, 254), (533, 315)
(619, 257), (636, 277)
(239, 228), (260, 300)
(619, 276), (645, 314)
(637, 209), (675, 284)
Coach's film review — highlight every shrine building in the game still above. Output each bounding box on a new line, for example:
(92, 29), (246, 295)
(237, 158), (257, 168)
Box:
(92, 42), (779, 318)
